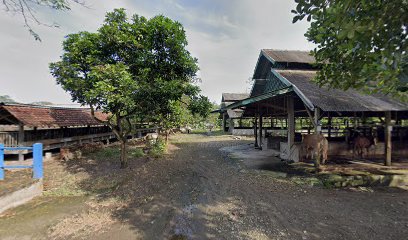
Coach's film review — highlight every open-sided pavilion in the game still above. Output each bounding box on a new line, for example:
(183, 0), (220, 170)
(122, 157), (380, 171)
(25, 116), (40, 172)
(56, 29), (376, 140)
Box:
(225, 49), (408, 166)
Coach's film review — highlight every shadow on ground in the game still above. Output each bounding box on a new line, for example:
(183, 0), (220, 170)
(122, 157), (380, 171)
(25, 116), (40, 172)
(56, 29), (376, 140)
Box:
(1, 133), (408, 240)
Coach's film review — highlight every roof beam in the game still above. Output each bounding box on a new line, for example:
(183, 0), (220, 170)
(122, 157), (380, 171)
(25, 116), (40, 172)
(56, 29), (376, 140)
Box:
(225, 86), (293, 110)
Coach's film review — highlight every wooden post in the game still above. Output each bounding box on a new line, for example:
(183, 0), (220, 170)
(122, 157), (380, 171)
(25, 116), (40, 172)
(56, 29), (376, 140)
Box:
(313, 108), (321, 169)
(259, 114), (263, 150)
(222, 113), (226, 132)
(314, 108), (321, 134)
(18, 123), (24, 161)
(353, 112), (357, 130)
(254, 114), (259, 148)
(385, 111), (392, 166)
(328, 115), (332, 138)
(287, 97), (295, 154)
(0, 144), (4, 180)
(228, 118), (234, 133)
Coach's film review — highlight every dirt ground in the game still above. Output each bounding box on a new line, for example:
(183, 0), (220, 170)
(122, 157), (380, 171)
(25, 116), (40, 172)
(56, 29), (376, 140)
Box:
(1, 133), (408, 240)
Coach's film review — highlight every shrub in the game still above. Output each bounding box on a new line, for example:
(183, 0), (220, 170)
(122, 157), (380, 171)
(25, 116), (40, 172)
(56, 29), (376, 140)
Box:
(150, 138), (167, 158)
(129, 148), (145, 158)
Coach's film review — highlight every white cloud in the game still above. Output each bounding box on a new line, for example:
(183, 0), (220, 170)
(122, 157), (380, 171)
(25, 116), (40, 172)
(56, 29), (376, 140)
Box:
(0, 0), (313, 104)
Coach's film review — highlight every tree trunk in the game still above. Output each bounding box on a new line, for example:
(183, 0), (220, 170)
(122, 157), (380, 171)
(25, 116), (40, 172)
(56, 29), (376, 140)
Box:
(120, 139), (128, 169)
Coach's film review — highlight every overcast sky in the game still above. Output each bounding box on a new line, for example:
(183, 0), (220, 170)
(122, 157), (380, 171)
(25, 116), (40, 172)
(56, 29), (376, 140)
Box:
(0, 0), (313, 105)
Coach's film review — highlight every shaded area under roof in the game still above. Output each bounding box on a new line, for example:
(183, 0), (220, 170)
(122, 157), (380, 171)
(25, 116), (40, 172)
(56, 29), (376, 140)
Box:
(0, 103), (109, 127)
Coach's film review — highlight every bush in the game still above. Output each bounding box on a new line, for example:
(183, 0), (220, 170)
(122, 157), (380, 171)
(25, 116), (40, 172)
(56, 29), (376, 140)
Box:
(129, 148), (145, 158)
(150, 138), (167, 158)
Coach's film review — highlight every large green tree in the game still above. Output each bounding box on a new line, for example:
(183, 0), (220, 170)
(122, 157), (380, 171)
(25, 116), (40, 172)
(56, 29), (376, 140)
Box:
(50, 30), (139, 168)
(293, 0), (408, 98)
(50, 9), (210, 168)
(135, 15), (203, 133)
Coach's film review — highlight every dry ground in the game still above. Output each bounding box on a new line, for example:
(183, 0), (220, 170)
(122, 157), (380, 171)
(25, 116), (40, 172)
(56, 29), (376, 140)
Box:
(1, 133), (408, 240)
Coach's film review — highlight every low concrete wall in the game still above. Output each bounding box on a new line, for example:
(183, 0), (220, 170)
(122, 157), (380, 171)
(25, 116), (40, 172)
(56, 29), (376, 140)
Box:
(280, 142), (300, 162)
(266, 136), (286, 150)
(327, 142), (408, 157)
(231, 129), (254, 136)
(0, 180), (43, 214)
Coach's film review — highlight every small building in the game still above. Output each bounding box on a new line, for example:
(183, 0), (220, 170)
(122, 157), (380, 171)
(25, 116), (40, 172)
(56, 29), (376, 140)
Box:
(0, 103), (115, 159)
(220, 93), (250, 134)
(225, 49), (408, 166)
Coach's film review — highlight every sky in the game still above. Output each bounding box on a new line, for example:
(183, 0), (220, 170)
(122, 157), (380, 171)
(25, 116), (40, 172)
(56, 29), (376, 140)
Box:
(0, 0), (313, 105)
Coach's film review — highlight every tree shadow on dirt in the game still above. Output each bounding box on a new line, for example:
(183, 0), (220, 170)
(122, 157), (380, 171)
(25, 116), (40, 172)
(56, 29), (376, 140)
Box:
(46, 134), (408, 240)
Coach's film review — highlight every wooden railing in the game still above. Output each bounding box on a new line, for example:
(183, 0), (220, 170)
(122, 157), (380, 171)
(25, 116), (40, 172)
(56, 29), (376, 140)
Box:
(0, 127), (158, 148)
(0, 132), (19, 147)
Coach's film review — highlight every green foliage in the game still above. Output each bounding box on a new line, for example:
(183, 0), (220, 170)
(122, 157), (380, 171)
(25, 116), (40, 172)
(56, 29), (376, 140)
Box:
(92, 147), (121, 160)
(150, 138), (167, 158)
(293, 0), (408, 99)
(129, 148), (145, 158)
(50, 8), (209, 167)
(188, 95), (213, 119)
(0, 95), (17, 103)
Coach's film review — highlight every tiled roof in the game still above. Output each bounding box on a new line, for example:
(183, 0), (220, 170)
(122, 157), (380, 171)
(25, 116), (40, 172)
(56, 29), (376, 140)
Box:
(0, 103), (109, 127)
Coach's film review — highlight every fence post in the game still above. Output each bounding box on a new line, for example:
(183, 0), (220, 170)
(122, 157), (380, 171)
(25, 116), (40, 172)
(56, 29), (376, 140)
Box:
(33, 143), (43, 179)
(0, 144), (4, 180)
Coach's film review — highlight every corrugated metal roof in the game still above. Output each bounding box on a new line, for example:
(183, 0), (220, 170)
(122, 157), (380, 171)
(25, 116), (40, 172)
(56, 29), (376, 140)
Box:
(262, 49), (315, 64)
(222, 93), (249, 102)
(228, 87), (293, 110)
(277, 70), (408, 112)
(0, 103), (109, 127)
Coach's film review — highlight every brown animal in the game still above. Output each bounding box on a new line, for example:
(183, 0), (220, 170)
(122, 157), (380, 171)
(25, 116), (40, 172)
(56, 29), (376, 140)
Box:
(60, 147), (82, 160)
(353, 135), (377, 159)
(301, 134), (329, 165)
(80, 142), (104, 153)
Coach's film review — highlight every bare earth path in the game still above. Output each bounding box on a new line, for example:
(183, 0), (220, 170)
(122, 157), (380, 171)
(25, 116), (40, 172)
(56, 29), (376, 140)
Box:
(1, 133), (408, 239)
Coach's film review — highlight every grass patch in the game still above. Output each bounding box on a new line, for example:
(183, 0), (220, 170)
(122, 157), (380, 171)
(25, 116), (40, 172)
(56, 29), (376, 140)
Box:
(91, 147), (121, 160)
(191, 129), (224, 136)
(88, 146), (146, 161)
(44, 174), (88, 197)
(129, 148), (145, 158)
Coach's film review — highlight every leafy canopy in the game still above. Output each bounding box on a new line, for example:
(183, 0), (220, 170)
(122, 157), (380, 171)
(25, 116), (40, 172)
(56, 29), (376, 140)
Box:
(293, 0), (408, 99)
(50, 8), (210, 166)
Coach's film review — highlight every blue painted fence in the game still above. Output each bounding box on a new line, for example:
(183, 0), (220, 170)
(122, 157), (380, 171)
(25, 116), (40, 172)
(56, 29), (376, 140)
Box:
(0, 143), (43, 180)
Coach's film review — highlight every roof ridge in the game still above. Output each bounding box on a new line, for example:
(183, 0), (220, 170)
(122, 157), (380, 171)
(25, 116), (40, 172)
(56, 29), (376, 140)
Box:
(1, 102), (90, 111)
(262, 49), (311, 52)
(275, 69), (317, 73)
